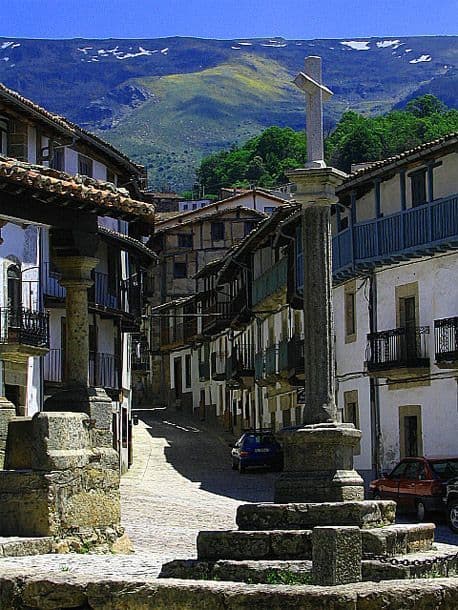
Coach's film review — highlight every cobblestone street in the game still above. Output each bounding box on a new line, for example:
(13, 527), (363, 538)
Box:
(0, 407), (456, 579)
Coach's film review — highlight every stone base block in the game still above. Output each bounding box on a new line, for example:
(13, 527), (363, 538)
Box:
(0, 536), (54, 557)
(361, 523), (435, 557)
(44, 386), (113, 447)
(274, 423), (364, 503)
(197, 530), (312, 561)
(0, 467), (120, 537)
(236, 500), (396, 531)
(312, 526), (362, 585)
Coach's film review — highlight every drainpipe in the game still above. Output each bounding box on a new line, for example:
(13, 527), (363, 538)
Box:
(369, 271), (382, 477)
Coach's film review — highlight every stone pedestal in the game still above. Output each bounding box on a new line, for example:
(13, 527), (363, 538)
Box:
(0, 412), (122, 546)
(274, 423), (364, 503)
(0, 397), (15, 468)
(312, 526), (362, 585)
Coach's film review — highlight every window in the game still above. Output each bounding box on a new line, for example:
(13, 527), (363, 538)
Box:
(344, 390), (360, 455)
(183, 204), (188, 210)
(192, 203), (197, 210)
(173, 262), (187, 278)
(78, 154), (93, 177)
(211, 221), (225, 241)
(244, 221), (257, 236)
(178, 233), (193, 248)
(344, 282), (357, 342)
(399, 405), (423, 458)
(7, 265), (21, 312)
(51, 147), (65, 171)
(264, 207), (276, 214)
(410, 169), (427, 207)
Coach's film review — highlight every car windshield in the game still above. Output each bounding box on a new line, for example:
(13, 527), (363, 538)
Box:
(243, 434), (276, 447)
(430, 460), (458, 480)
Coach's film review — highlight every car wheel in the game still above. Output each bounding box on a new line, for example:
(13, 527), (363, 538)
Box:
(416, 500), (426, 522)
(238, 460), (246, 474)
(447, 501), (458, 534)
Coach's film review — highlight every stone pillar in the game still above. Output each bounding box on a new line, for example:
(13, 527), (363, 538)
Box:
(312, 526), (362, 585)
(274, 167), (364, 503)
(44, 257), (113, 449)
(57, 257), (97, 387)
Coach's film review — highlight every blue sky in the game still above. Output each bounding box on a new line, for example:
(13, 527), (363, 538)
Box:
(2, 0), (457, 40)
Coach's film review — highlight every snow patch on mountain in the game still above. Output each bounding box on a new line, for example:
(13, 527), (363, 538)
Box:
(0, 42), (20, 50)
(341, 40), (370, 51)
(409, 54), (432, 64)
(376, 39), (403, 49)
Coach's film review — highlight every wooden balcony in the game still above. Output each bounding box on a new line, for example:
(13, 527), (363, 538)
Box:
(366, 326), (430, 377)
(435, 317), (458, 368)
(226, 344), (255, 384)
(295, 194), (458, 290)
(252, 258), (288, 309)
(0, 307), (49, 358)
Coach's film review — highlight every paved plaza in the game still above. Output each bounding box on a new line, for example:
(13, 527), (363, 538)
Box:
(0, 407), (456, 579)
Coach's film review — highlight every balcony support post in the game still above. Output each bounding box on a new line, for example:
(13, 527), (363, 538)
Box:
(44, 256), (113, 448)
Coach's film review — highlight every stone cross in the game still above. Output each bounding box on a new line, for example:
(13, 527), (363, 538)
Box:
(294, 56), (333, 167)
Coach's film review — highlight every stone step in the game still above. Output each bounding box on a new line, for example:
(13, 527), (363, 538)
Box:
(197, 530), (313, 561)
(160, 558), (313, 584)
(236, 500), (396, 531)
(362, 543), (458, 581)
(361, 523), (435, 557)
(0, 536), (54, 557)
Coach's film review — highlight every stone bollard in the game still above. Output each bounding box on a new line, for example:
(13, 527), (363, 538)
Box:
(312, 526), (362, 585)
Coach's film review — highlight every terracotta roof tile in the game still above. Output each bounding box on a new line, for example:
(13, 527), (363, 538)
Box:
(0, 155), (154, 220)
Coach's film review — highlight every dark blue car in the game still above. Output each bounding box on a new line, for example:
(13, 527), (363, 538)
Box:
(231, 430), (283, 473)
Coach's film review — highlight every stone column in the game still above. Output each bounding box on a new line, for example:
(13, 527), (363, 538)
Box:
(274, 167), (364, 503)
(57, 257), (97, 387)
(44, 257), (113, 449)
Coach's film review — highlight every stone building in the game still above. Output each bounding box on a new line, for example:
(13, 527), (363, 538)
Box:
(0, 83), (155, 472)
(162, 132), (458, 486)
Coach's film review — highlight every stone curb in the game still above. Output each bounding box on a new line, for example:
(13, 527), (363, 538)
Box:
(1, 571), (458, 609)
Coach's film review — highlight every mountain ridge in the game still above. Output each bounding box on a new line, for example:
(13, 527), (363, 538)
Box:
(0, 35), (456, 189)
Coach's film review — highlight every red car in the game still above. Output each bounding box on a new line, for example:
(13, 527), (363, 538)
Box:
(369, 457), (458, 521)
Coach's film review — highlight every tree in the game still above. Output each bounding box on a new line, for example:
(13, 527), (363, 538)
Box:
(405, 94), (446, 118)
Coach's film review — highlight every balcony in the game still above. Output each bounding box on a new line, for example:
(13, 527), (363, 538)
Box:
(44, 348), (120, 390)
(330, 194), (458, 281)
(435, 317), (458, 367)
(254, 350), (266, 385)
(132, 352), (150, 372)
(226, 344), (255, 383)
(252, 257), (288, 308)
(160, 323), (184, 348)
(366, 326), (430, 376)
(202, 297), (232, 336)
(0, 307), (49, 357)
(211, 351), (226, 381)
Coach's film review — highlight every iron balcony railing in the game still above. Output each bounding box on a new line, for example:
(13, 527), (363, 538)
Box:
(0, 307), (49, 348)
(44, 349), (120, 389)
(367, 326), (430, 371)
(252, 257), (288, 307)
(434, 317), (458, 363)
(132, 352), (150, 371)
(265, 344), (278, 376)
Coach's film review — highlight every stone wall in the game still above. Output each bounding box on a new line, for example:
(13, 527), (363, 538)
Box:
(0, 572), (457, 609)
